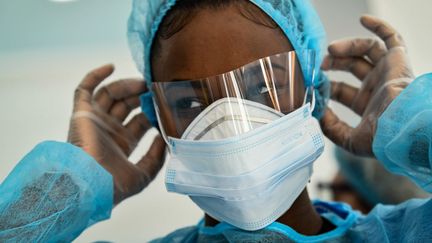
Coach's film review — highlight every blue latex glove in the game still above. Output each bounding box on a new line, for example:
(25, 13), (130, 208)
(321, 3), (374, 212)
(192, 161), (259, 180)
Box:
(0, 141), (112, 242)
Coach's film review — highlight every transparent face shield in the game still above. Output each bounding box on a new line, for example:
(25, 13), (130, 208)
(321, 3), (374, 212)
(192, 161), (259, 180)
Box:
(152, 50), (316, 140)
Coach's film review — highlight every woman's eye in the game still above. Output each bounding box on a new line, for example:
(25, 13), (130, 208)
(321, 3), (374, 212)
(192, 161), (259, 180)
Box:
(190, 100), (203, 108)
(258, 85), (269, 94)
(177, 98), (204, 109)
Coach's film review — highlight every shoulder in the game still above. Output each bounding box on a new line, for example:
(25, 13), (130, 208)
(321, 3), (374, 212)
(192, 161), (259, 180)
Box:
(353, 198), (432, 241)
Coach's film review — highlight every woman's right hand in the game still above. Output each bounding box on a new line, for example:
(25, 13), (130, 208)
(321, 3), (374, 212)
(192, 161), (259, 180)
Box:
(68, 64), (166, 205)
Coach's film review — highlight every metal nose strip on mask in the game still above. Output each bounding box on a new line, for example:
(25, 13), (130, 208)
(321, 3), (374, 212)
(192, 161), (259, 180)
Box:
(193, 115), (275, 140)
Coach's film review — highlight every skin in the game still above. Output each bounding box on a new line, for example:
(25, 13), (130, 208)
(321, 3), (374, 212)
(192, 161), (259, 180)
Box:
(151, 4), (324, 235)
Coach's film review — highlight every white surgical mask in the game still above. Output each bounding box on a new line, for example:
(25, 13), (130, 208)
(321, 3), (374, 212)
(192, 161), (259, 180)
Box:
(165, 98), (325, 231)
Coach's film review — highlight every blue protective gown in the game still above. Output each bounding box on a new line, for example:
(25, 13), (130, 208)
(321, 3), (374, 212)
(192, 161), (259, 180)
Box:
(1, 74), (432, 242)
(152, 199), (432, 243)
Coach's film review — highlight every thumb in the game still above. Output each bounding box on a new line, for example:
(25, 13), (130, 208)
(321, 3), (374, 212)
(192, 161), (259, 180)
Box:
(320, 108), (355, 153)
(136, 135), (166, 182)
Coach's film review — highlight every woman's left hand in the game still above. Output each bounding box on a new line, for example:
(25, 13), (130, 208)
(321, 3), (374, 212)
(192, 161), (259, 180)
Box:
(320, 15), (415, 156)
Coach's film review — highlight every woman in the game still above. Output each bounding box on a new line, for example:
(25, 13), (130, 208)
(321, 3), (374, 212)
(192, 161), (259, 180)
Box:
(1, 0), (431, 242)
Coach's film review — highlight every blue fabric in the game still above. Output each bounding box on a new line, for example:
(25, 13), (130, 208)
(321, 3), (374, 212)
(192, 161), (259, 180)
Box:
(152, 199), (432, 242)
(334, 147), (430, 207)
(373, 73), (432, 193)
(127, 0), (329, 121)
(0, 141), (113, 242)
(140, 91), (158, 127)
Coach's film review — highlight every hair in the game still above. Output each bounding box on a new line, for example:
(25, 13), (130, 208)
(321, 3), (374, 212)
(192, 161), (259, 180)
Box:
(151, 0), (280, 60)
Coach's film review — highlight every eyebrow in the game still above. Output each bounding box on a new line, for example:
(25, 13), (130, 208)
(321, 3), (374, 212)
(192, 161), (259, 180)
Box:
(163, 62), (290, 91)
(243, 62), (288, 77)
(164, 80), (191, 93)
(163, 79), (208, 94)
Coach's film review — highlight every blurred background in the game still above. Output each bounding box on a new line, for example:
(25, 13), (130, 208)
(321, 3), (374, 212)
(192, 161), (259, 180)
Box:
(0, 0), (431, 241)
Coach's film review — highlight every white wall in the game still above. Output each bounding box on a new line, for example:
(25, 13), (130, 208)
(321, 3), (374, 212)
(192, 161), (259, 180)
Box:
(366, 0), (432, 76)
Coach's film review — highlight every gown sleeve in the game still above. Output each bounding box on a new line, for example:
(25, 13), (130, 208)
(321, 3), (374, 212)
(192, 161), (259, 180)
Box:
(373, 73), (432, 192)
(0, 141), (113, 242)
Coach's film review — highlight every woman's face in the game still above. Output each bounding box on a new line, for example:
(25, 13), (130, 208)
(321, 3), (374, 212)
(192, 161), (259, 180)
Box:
(151, 3), (304, 138)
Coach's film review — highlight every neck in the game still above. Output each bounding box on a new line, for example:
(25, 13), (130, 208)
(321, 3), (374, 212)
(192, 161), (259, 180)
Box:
(204, 189), (323, 235)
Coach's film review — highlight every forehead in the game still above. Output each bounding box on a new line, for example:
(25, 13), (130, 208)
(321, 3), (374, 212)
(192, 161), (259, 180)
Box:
(151, 4), (293, 82)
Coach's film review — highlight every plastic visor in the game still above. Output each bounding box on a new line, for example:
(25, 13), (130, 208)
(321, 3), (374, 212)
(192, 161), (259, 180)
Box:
(152, 50), (317, 139)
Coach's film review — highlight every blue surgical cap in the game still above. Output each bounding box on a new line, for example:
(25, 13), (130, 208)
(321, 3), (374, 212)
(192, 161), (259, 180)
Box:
(127, 0), (329, 126)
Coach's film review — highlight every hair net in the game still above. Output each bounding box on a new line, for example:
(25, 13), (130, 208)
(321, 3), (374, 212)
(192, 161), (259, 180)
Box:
(373, 73), (432, 193)
(127, 0), (329, 126)
(0, 141), (113, 242)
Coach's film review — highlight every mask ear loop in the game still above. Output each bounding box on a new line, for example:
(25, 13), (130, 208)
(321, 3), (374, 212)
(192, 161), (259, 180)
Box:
(303, 86), (316, 112)
(310, 86), (316, 111)
(300, 49), (317, 112)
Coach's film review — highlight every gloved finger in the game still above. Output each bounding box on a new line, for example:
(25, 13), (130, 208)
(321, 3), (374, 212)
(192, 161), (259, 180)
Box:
(136, 135), (166, 182)
(322, 56), (373, 81)
(331, 78), (373, 122)
(93, 79), (147, 112)
(71, 109), (135, 155)
(352, 88), (373, 116)
(330, 81), (364, 115)
(102, 79), (147, 100)
(125, 113), (152, 142)
(360, 15), (406, 50)
(320, 108), (354, 152)
(109, 95), (141, 122)
(93, 87), (113, 112)
(327, 38), (387, 64)
(74, 64), (114, 110)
